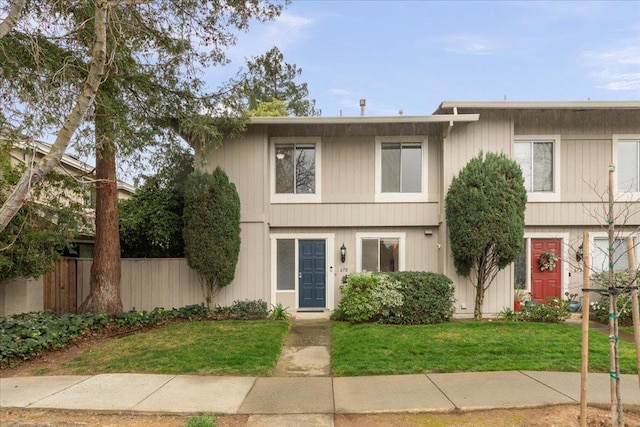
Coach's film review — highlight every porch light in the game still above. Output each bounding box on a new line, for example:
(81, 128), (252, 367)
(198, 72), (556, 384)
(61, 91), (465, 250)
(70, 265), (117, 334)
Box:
(340, 244), (346, 263)
(276, 151), (285, 160)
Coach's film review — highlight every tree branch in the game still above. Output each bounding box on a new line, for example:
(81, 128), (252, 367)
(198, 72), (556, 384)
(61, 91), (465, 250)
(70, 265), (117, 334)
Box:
(0, 0), (26, 39)
(0, 0), (109, 232)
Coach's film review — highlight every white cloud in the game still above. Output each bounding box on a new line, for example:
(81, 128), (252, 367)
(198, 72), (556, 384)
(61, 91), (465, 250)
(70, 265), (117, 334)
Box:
(328, 88), (353, 96)
(262, 12), (314, 47)
(432, 35), (502, 55)
(583, 39), (640, 91)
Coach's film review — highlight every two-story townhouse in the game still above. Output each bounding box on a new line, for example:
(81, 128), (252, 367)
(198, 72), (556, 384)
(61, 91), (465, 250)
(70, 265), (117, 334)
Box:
(200, 101), (640, 318)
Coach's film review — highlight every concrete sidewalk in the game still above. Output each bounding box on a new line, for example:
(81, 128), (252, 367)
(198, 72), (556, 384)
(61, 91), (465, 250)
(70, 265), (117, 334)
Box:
(3, 314), (639, 425)
(2, 371), (640, 416)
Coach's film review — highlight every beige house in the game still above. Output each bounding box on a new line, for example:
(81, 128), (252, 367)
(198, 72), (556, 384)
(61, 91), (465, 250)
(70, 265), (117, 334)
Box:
(199, 100), (640, 318)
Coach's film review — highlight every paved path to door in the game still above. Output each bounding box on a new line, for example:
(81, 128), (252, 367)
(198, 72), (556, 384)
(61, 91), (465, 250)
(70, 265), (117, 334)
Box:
(273, 314), (331, 377)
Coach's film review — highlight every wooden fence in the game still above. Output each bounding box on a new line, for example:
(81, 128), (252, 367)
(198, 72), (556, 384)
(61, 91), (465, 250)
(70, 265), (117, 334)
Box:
(4, 258), (267, 316)
(76, 258), (205, 312)
(44, 258), (77, 315)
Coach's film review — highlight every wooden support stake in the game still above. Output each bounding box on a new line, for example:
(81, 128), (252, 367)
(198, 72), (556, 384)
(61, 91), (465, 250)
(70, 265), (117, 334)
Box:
(581, 231), (590, 427)
(627, 236), (640, 391)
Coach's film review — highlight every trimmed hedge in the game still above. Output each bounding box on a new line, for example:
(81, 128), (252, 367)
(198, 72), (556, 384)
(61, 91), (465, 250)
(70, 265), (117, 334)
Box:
(333, 271), (455, 324)
(384, 271), (455, 324)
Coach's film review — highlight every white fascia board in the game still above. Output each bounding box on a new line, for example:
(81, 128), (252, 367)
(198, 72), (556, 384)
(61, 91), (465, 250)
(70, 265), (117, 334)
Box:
(249, 114), (479, 125)
(12, 139), (94, 173)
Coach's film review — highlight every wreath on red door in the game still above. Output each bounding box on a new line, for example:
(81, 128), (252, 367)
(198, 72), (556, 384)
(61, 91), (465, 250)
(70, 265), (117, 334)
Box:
(538, 250), (558, 272)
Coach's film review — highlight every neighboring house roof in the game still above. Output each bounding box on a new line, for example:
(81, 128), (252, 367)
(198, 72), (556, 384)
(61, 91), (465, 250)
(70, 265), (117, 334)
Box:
(6, 137), (135, 199)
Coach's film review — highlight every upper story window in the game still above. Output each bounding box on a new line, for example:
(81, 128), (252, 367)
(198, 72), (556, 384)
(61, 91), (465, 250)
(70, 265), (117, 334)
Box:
(615, 136), (640, 194)
(514, 136), (560, 202)
(375, 136), (428, 202)
(271, 137), (321, 203)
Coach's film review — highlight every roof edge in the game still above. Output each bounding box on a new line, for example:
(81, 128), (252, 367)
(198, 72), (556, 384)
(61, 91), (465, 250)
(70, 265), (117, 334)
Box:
(436, 100), (640, 113)
(248, 113), (479, 125)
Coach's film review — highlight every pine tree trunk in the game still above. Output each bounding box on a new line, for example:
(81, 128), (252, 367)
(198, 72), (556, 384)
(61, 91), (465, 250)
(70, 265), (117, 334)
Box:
(79, 109), (122, 315)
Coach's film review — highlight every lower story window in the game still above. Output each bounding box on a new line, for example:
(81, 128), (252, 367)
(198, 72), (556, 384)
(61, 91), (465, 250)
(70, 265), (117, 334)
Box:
(592, 236), (637, 272)
(276, 239), (295, 290)
(357, 233), (405, 273)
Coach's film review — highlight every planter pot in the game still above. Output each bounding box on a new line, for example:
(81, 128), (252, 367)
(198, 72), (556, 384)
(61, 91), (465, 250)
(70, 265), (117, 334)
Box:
(569, 300), (580, 313)
(514, 300), (521, 312)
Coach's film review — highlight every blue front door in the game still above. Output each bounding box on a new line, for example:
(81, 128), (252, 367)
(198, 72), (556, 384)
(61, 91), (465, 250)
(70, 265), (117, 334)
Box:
(298, 240), (326, 308)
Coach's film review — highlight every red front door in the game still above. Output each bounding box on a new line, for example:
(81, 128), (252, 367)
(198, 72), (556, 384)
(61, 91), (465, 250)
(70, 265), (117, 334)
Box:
(531, 238), (562, 302)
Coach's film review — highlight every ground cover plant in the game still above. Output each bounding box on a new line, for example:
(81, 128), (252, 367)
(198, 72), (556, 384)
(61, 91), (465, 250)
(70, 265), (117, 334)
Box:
(330, 321), (638, 376)
(64, 320), (289, 375)
(0, 305), (209, 367)
(1, 300), (280, 368)
(499, 298), (572, 323)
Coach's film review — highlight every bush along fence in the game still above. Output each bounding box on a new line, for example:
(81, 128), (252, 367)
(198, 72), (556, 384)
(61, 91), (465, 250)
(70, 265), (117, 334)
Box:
(332, 271), (456, 324)
(0, 299), (279, 367)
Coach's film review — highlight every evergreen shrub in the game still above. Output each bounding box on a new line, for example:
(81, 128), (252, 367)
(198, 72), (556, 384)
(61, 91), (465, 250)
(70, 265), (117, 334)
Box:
(383, 271), (456, 325)
(334, 271), (455, 324)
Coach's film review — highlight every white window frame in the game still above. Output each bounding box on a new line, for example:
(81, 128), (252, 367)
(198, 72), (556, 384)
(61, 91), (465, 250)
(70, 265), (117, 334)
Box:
(355, 232), (406, 272)
(270, 233), (335, 310)
(613, 135), (640, 199)
(514, 135), (561, 202)
(270, 137), (322, 204)
(375, 136), (428, 203)
(589, 231), (639, 273)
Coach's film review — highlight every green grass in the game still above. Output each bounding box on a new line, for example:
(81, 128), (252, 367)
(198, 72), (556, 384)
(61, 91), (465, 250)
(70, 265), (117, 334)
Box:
(186, 413), (217, 427)
(331, 321), (639, 376)
(66, 320), (289, 376)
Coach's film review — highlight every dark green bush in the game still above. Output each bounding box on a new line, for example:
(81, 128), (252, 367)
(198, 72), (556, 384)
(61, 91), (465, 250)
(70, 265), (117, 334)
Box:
(383, 271), (456, 325)
(0, 311), (107, 365)
(334, 271), (455, 324)
(213, 299), (269, 320)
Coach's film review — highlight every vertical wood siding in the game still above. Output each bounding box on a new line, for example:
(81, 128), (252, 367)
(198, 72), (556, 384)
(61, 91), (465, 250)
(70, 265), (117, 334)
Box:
(216, 222), (269, 305)
(442, 113), (515, 318)
(203, 127), (268, 221)
(322, 136), (375, 202)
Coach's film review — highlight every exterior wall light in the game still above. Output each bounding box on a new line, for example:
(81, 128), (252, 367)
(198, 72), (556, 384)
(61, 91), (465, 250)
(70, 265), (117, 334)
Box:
(340, 244), (347, 263)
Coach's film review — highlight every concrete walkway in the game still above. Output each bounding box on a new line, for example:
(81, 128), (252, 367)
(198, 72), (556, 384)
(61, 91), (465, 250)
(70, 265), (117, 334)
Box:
(2, 371), (640, 415)
(2, 312), (639, 425)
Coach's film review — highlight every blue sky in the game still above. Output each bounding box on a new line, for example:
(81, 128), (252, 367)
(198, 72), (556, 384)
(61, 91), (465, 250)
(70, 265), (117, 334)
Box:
(207, 0), (640, 117)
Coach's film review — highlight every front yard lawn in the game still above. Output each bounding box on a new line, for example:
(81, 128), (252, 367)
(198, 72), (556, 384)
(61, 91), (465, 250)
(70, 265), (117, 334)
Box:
(66, 320), (289, 376)
(331, 321), (638, 376)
